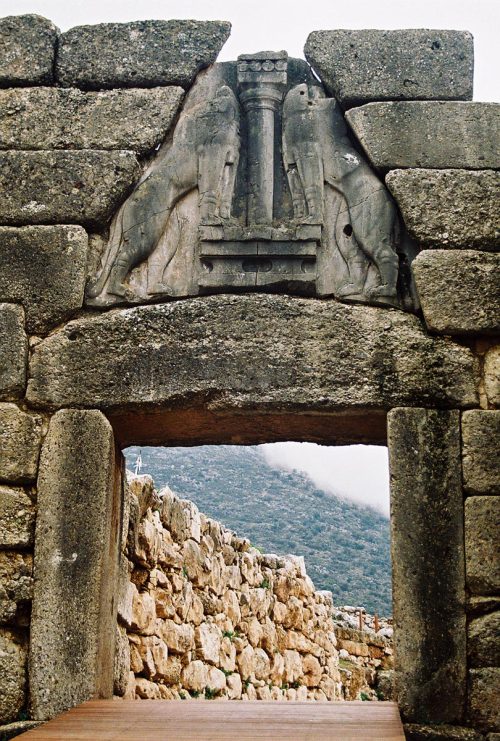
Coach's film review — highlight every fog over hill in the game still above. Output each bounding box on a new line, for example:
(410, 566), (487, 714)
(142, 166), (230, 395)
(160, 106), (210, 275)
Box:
(125, 445), (392, 615)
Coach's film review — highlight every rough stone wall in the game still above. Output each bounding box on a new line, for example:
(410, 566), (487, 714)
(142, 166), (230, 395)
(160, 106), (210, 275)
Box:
(117, 474), (343, 702)
(0, 13), (498, 740)
(332, 607), (394, 701)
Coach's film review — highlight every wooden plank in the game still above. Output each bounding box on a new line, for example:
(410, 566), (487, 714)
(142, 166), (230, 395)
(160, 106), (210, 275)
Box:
(18, 701), (405, 741)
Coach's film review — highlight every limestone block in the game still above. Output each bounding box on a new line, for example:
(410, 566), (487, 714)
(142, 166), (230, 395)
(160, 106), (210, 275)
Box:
(237, 644), (255, 680)
(150, 638), (169, 680)
(219, 636), (236, 673)
(404, 724), (485, 740)
(484, 346), (500, 408)
(163, 496), (201, 544)
(388, 409), (466, 723)
(26, 296), (479, 414)
(181, 659), (208, 691)
(302, 654), (322, 687)
(56, 20), (230, 89)
(0, 551), (32, 625)
(113, 625), (130, 697)
(221, 589), (241, 625)
(0, 87), (184, 155)
(0, 404), (41, 483)
(462, 411), (500, 495)
(413, 251), (500, 335)
(0, 486), (34, 549)
(0, 151), (140, 228)
(346, 102), (500, 170)
(0, 305), (27, 401)
(304, 30), (473, 108)
(130, 590), (156, 635)
(387, 169), (500, 250)
(206, 666), (226, 692)
(160, 619), (194, 654)
(135, 677), (160, 699)
(195, 622), (221, 664)
(226, 672), (242, 699)
(0, 14), (58, 85)
(270, 652), (285, 684)
(117, 558), (134, 628)
(465, 496), (500, 595)
(161, 656), (182, 684)
(283, 649), (302, 683)
(0, 226), (88, 335)
(467, 668), (500, 730)
(0, 628), (27, 724)
(30, 409), (118, 720)
(136, 512), (162, 568)
(468, 612), (500, 668)
(0, 722), (43, 740)
(253, 647), (271, 681)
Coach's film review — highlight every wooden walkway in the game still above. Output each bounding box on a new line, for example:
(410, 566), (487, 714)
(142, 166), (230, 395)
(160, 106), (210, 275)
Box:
(18, 700), (405, 740)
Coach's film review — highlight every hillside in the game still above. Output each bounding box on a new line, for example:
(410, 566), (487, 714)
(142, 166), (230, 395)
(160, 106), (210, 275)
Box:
(124, 445), (392, 615)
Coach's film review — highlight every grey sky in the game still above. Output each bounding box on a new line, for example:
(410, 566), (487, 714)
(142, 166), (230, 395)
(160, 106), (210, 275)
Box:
(2, 0), (496, 514)
(262, 444), (391, 516)
(2, 0), (499, 100)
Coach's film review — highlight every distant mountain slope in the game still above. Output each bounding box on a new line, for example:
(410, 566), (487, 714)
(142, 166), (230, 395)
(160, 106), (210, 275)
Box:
(125, 445), (392, 615)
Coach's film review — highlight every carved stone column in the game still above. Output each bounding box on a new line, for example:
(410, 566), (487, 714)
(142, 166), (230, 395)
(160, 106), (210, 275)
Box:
(237, 52), (287, 224)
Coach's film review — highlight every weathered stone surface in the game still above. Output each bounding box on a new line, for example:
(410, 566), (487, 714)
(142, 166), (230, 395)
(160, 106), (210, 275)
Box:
(56, 20), (231, 89)
(0, 629), (27, 724)
(346, 102), (500, 170)
(468, 612), (500, 668)
(27, 296), (479, 413)
(0, 551), (32, 625)
(0, 14), (58, 85)
(0, 721), (43, 740)
(0, 226), (88, 335)
(30, 410), (118, 720)
(484, 346), (500, 408)
(0, 486), (34, 548)
(404, 724), (485, 741)
(467, 596), (500, 619)
(0, 304), (27, 401)
(0, 404), (41, 483)
(413, 251), (500, 335)
(386, 169), (500, 249)
(113, 625), (131, 696)
(465, 497), (500, 595)
(388, 409), (466, 724)
(462, 411), (500, 496)
(0, 87), (184, 155)
(304, 30), (473, 108)
(0, 151), (140, 228)
(468, 668), (500, 730)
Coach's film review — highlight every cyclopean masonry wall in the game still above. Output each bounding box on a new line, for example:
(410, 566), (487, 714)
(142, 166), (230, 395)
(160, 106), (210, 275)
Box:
(0, 13), (498, 741)
(119, 474), (342, 703)
(117, 473), (394, 704)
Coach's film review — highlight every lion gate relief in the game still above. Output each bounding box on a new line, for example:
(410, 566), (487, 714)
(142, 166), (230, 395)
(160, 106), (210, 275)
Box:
(86, 52), (417, 310)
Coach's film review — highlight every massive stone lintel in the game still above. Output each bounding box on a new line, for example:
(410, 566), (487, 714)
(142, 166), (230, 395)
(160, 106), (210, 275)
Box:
(27, 295), (478, 412)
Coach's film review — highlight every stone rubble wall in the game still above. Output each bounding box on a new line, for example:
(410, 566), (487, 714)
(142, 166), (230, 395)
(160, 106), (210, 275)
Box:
(331, 606), (394, 701)
(117, 474), (346, 702)
(0, 12), (498, 740)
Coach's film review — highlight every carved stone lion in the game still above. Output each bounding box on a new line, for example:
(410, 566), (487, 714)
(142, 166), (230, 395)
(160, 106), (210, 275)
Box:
(87, 85), (240, 301)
